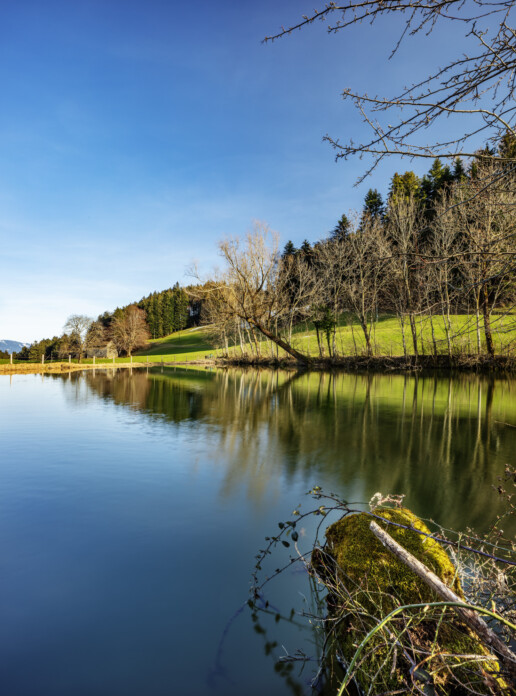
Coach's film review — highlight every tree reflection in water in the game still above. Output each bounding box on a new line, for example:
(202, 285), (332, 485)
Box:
(60, 366), (516, 534)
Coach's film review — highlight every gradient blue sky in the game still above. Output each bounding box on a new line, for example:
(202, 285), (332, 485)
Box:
(0, 0), (474, 342)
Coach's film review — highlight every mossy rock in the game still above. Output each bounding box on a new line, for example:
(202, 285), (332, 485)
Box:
(313, 508), (506, 695)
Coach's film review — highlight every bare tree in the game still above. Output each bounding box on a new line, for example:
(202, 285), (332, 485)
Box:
(386, 195), (425, 358)
(261, 4), (516, 361)
(110, 305), (150, 356)
(314, 239), (348, 357)
(343, 217), (389, 356)
(199, 223), (312, 363)
(63, 314), (93, 362)
(428, 191), (461, 357)
(85, 320), (107, 353)
(198, 282), (237, 358)
(277, 251), (319, 347)
(454, 160), (516, 356)
(266, 3), (516, 179)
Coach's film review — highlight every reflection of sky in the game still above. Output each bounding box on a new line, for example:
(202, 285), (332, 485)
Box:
(1, 372), (315, 695)
(1, 369), (515, 695)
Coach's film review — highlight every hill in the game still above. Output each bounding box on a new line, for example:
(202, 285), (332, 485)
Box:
(0, 340), (30, 354)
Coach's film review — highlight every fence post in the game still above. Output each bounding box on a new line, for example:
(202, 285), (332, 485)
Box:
(10, 353), (12, 365)
(41, 354), (44, 364)
(69, 355), (71, 364)
(93, 355), (95, 365)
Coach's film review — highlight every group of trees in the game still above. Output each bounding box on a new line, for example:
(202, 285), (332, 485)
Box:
(200, 142), (516, 363)
(208, 0), (513, 366)
(137, 284), (192, 339)
(15, 282), (199, 362)
(16, 308), (150, 362)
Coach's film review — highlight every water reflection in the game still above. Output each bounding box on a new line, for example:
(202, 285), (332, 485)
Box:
(4, 368), (515, 695)
(61, 367), (516, 532)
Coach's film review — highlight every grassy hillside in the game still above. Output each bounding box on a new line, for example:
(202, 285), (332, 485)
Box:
(130, 313), (514, 363)
(284, 312), (516, 358)
(5, 312), (515, 367)
(137, 326), (214, 360)
(92, 312), (516, 363)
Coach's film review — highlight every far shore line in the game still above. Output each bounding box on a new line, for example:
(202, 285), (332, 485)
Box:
(0, 360), (216, 375)
(3, 352), (516, 375)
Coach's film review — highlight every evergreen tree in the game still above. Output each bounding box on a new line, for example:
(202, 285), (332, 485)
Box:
(155, 294), (163, 337)
(421, 158), (453, 207)
(149, 294), (159, 338)
(452, 157), (467, 183)
(388, 171), (422, 205)
(331, 214), (350, 241)
(470, 146), (496, 179)
(363, 189), (384, 220)
(300, 239), (314, 267)
(282, 240), (297, 257)
(15, 346), (30, 361)
(29, 341), (44, 362)
(498, 131), (516, 160)
(172, 283), (189, 331)
(161, 290), (173, 336)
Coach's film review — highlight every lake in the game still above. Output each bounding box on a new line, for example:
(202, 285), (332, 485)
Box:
(1, 367), (515, 695)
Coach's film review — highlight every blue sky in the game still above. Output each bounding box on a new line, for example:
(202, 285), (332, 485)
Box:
(0, 0), (477, 342)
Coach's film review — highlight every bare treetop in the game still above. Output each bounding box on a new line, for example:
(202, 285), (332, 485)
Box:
(265, 1), (516, 179)
(63, 314), (93, 338)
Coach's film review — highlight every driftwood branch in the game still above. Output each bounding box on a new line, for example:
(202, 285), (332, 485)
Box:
(370, 520), (516, 676)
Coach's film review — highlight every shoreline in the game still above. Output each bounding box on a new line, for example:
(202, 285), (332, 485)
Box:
(0, 360), (215, 375)
(216, 353), (516, 373)
(2, 353), (516, 375)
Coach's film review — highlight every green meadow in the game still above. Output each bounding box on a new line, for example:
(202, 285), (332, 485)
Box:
(3, 312), (516, 366)
(128, 312), (515, 363)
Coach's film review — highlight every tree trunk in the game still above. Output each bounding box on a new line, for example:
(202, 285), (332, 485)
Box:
(238, 324), (245, 356)
(370, 521), (516, 678)
(482, 285), (495, 357)
(350, 323), (358, 356)
(250, 326), (261, 357)
(440, 309), (452, 358)
(325, 329), (332, 358)
(400, 316), (407, 358)
(249, 320), (311, 364)
(360, 318), (372, 356)
(315, 325), (324, 358)
(418, 316), (425, 356)
(475, 292), (482, 354)
(409, 313), (419, 358)
(430, 315), (438, 357)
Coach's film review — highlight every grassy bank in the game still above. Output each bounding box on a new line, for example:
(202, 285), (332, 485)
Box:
(3, 313), (516, 375)
(0, 361), (157, 375)
(221, 312), (516, 360)
(0, 327), (215, 374)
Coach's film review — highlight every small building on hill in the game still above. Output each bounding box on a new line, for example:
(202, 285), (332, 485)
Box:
(86, 341), (118, 359)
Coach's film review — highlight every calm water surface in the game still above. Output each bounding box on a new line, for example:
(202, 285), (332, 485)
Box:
(1, 367), (515, 696)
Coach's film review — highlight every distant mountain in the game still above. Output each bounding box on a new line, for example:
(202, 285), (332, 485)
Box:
(0, 340), (30, 354)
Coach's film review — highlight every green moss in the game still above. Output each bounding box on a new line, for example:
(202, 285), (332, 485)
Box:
(314, 508), (505, 695)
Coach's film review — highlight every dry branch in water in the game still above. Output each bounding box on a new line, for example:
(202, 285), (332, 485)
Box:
(370, 520), (516, 677)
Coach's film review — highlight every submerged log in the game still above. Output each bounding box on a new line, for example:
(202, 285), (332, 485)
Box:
(312, 507), (510, 694)
(370, 520), (516, 679)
